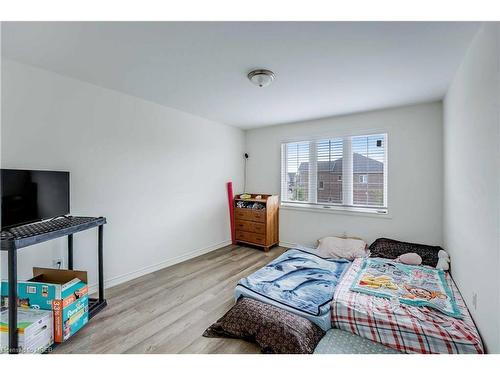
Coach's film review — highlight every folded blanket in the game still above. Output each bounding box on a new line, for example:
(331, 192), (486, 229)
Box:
(351, 258), (461, 318)
(237, 249), (350, 316)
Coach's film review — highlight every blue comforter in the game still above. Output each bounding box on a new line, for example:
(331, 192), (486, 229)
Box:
(237, 249), (350, 316)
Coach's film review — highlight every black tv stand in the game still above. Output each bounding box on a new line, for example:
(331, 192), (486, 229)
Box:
(1, 216), (107, 354)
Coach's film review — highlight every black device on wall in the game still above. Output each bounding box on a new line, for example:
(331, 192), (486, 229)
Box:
(1, 169), (70, 230)
(243, 153), (249, 193)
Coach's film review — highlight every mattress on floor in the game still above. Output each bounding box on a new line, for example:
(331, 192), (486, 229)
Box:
(331, 258), (484, 354)
(314, 329), (400, 354)
(235, 247), (350, 331)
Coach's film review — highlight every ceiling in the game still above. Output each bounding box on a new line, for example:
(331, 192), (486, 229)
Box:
(1, 22), (480, 129)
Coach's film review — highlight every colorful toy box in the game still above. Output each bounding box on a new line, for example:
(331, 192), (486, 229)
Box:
(0, 308), (53, 353)
(1, 268), (89, 343)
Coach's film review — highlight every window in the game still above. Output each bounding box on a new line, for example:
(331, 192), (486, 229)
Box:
(282, 141), (310, 202)
(281, 133), (387, 213)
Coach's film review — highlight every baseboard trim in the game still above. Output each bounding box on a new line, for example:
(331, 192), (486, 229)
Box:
(279, 241), (297, 248)
(88, 240), (231, 294)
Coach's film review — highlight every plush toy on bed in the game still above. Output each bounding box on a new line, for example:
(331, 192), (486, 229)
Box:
(436, 250), (451, 271)
(394, 252), (422, 265)
(369, 238), (451, 270)
(394, 250), (450, 270)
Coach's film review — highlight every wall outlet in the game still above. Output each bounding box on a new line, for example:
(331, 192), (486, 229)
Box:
(472, 292), (478, 310)
(52, 258), (63, 269)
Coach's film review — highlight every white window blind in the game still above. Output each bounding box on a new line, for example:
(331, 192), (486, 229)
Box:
(317, 138), (343, 204)
(281, 141), (310, 202)
(281, 133), (387, 212)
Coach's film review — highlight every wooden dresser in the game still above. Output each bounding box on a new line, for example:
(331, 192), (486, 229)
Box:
(234, 194), (279, 252)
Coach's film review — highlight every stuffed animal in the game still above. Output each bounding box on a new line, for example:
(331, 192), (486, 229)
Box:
(436, 250), (450, 271)
(394, 250), (450, 270)
(395, 252), (422, 266)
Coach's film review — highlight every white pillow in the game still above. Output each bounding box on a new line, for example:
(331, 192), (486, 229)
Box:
(316, 237), (367, 260)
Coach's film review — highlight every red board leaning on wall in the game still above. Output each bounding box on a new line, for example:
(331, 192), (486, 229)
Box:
(226, 181), (236, 245)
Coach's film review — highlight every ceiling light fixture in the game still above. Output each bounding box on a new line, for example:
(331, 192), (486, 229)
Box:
(247, 69), (275, 88)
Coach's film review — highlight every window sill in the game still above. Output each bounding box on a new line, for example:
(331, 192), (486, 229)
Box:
(280, 202), (391, 219)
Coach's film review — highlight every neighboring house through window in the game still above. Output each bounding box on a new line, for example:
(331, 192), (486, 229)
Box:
(281, 133), (387, 213)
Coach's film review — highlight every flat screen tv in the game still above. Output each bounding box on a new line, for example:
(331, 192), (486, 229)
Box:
(1, 169), (70, 230)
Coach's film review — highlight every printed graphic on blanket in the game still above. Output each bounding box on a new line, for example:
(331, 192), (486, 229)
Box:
(237, 249), (350, 316)
(351, 258), (461, 318)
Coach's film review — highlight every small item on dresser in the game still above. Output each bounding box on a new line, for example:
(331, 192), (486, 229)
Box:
(239, 193), (251, 199)
(250, 203), (265, 210)
(235, 201), (265, 210)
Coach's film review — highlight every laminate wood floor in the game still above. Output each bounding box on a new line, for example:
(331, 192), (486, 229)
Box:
(54, 244), (287, 354)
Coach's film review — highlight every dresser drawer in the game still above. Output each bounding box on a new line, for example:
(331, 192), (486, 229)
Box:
(235, 230), (266, 245)
(234, 220), (266, 234)
(234, 208), (266, 223)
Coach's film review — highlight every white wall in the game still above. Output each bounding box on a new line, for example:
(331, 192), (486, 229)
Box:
(443, 23), (500, 353)
(0, 59), (244, 290)
(245, 102), (443, 248)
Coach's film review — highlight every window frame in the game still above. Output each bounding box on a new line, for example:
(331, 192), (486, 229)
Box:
(280, 132), (388, 215)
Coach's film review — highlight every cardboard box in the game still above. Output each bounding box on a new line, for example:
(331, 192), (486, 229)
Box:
(1, 268), (89, 343)
(0, 308), (53, 353)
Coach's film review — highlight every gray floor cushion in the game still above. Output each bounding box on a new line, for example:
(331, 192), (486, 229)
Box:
(314, 329), (401, 354)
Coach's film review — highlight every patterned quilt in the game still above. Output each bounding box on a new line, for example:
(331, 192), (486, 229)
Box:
(332, 258), (484, 354)
(237, 249), (350, 316)
(351, 258), (460, 318)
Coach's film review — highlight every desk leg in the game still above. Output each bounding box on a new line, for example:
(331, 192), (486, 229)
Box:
(8, 249), (18, 354)
(68, 234), (74, 270)
(98, 225), (104, 303)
